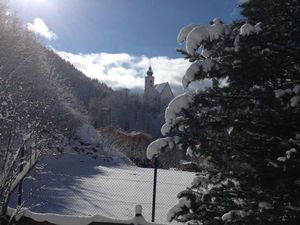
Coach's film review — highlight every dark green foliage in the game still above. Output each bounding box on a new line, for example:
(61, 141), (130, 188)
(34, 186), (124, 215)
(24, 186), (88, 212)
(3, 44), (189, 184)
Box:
(167, 0), (300, 224)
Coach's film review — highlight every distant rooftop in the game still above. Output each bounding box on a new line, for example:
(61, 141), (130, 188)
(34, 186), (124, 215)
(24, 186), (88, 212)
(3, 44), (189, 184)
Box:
(154, 82), (168, 94)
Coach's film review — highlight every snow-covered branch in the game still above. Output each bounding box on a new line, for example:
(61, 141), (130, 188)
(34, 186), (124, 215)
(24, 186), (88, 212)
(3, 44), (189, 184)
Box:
(9, 149), (40, 194)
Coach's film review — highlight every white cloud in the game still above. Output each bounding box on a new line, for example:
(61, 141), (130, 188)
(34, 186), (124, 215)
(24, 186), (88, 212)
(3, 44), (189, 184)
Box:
(27, 18), (57, 40)
(55, 50), (197, 95)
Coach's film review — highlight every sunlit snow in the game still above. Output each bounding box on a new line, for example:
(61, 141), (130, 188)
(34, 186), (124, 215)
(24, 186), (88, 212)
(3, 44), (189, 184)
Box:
(19, 154), (195, 224)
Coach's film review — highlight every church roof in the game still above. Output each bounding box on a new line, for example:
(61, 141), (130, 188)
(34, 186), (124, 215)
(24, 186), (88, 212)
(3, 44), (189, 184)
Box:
(154, 82), (168, 94)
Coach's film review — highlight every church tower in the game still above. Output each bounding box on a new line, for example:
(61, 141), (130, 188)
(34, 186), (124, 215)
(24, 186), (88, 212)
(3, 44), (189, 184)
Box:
(144, 66), (154, 99)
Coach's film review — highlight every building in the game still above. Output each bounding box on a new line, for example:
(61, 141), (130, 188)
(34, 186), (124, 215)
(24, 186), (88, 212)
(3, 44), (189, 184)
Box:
(143, 66), (174, 103)
(99, 127), (153, 161)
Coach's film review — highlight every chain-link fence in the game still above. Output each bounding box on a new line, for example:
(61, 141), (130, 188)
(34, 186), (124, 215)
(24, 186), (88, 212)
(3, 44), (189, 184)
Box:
(13, 147), (196, 224)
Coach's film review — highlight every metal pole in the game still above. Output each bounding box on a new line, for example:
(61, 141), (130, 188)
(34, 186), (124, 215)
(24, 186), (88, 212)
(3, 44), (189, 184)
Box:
(151, 157), (158, 222)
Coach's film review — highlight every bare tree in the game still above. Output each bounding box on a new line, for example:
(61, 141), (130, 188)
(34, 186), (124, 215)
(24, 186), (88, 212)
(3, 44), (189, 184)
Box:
(0, 4), (56, 221)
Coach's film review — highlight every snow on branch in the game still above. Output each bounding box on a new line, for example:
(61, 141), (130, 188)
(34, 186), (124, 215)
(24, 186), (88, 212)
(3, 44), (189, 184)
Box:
(0, 130), (34, 189)
(167, 197), (191, 222)
(222, 210), (251, 222)
(182, 58), (214, 89)
(290, 95), (300, 107)
(274, 84), (300, 107)
(146, 137), (180, 160)
(161, 93), (193, 136)
(178, 18), (227, 56)
(177, 24), (199, 44)
(9, 150), (40, 194)
(240, 22), (262, 36)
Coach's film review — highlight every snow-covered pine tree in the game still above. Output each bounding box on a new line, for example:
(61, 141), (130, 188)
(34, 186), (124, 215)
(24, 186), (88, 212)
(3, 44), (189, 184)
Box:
(147, 0), (300, 224)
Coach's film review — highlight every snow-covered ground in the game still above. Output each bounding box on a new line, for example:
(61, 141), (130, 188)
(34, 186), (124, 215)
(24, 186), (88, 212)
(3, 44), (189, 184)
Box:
(18, 154), (195, 224)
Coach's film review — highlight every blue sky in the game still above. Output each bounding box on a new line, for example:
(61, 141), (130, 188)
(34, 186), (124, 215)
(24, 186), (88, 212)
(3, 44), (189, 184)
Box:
(9, 0), (241, 92)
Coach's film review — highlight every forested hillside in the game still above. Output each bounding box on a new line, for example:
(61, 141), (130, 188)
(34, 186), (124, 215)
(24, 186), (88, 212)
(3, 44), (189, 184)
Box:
(0, 0), (165, 143)
(0, 7), (83, 143)
(0, 1), (139, 215)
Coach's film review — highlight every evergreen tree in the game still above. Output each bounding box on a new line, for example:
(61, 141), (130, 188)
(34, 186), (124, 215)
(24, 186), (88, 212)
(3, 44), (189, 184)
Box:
(147, 0), (300, 224)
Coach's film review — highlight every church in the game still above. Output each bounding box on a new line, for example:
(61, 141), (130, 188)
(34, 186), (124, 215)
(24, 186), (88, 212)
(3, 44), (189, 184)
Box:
(143, 66), (174, 104)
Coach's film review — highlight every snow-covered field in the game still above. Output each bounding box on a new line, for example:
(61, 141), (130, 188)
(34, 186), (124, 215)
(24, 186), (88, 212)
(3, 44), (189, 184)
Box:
(19, 154), (195, 224)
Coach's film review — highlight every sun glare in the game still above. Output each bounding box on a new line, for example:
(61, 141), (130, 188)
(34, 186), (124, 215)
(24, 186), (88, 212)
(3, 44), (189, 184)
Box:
(19, 0), (47, 4)
(15, 0), (49, 10)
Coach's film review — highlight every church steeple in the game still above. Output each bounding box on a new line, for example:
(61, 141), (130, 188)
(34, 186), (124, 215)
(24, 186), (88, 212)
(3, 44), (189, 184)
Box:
(144, 66), (155, 99)
(147, 66), (153, 76)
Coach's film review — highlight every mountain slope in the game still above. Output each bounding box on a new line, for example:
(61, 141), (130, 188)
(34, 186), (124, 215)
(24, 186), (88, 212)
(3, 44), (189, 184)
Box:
(0, 2), (129, 163)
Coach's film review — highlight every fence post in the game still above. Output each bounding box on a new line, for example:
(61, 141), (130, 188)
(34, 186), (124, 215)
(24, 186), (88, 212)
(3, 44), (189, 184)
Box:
(135, 205), (142, 217)
(151, 157), (158, 222)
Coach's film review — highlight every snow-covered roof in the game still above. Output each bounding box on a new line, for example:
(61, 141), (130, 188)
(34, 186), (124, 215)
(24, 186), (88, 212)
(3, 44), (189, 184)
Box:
(117, 129), (152, 140)
(179, 160), (197, 165)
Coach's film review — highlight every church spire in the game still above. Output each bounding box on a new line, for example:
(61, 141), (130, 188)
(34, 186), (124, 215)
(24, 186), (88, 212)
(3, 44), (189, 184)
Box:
(147, 65), (153, 76)
(144, 65), (155, 99)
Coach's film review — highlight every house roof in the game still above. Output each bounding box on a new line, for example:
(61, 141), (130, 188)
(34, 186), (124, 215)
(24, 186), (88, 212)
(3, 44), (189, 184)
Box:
(99, 127), (153, 143)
